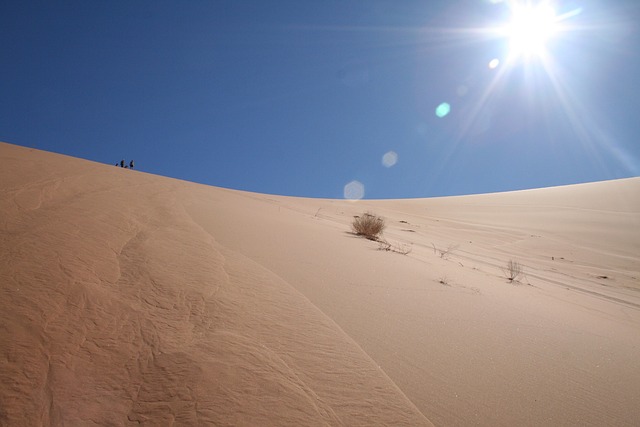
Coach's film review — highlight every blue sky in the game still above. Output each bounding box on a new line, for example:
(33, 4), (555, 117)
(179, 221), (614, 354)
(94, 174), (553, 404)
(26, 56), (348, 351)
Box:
(2, 0), (639, 198)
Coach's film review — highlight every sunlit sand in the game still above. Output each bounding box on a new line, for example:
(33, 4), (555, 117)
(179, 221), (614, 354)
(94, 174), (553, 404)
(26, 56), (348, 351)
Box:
(1, 141), (639, 425)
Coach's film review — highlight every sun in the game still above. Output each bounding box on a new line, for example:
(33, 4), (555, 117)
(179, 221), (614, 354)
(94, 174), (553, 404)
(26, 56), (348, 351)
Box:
(503, 2), (559, 59)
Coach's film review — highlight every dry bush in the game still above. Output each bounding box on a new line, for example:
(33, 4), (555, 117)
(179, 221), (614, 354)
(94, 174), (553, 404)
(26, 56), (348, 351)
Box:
(378, 238), (412, 255)
(431, 243), (459, 259)
(352, 212), (386, 240)
(504, 260), (523, 282)
(378, 239), (392, 251)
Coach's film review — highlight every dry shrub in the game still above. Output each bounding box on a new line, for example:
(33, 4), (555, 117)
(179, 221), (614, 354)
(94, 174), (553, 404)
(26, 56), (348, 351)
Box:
(378, 238), (412, 255)
(431, 243), (459, 259)
(352, 212), (385, 240)
(504, 260), (523, 282)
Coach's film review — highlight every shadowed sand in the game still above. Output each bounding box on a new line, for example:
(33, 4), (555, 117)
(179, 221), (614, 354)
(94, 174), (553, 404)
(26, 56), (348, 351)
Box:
(1, 141), (639, 426)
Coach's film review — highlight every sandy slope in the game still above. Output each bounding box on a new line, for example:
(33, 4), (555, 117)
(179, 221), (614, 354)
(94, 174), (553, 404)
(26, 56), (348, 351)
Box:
(0, 142), (430, 426)
(1, 141), (639, 426)
(182, 178), (640, 426)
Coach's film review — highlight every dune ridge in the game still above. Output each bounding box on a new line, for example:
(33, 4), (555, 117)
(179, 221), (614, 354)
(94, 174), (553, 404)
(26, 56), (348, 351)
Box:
(2, 141), (639, 426)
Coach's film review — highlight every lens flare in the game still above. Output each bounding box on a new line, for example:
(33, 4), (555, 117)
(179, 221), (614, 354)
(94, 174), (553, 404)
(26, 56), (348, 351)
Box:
(344, 180), (365, 200)
(436, 102), (451, 118)
(382, 151), (398, 168)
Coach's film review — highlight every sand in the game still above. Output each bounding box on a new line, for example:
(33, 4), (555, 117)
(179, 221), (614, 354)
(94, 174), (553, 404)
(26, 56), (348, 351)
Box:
(1, 141), (639, 426)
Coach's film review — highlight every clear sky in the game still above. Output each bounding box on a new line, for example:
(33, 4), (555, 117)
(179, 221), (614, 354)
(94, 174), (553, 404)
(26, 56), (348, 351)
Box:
(2, 0), (639, 199)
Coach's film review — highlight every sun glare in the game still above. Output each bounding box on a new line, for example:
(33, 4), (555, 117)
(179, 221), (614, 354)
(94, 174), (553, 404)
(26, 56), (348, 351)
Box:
(504, 2), (559, 58)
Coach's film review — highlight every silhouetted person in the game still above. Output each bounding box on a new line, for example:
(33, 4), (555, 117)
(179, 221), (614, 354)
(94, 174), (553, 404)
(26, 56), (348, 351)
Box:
(129, 160), (134, 169)
(120, 159), (125, 167)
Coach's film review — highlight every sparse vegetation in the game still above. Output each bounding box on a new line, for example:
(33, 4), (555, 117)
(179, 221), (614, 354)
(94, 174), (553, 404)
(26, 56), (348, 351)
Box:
(352, 212), (386, 240)
(377, 238), (412, 255)
(439, 276), (450, 286)
(504, 260), (523, 282)
(431, 243), (459, 259)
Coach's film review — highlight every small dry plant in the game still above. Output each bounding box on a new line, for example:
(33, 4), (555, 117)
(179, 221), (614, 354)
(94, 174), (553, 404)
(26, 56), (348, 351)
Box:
(352, 212), (386, 240)
(439, 276), (450, 286)
(431, 243), (459, 259)
(378, 239), (412, 255)
(503, 260), (523, 282)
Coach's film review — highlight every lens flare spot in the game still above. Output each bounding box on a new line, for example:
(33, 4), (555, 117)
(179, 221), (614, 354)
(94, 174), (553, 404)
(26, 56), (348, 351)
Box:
(382, 151), (398, 168)
(489, 58), (500, 69)
(435, 102), (451, 118)
(344, 180), (365, 200)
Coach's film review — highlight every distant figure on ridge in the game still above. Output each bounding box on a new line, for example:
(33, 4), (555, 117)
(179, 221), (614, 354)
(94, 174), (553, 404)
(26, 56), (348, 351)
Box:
(120, 159), (125, 167)
(129, 160), (134, 169)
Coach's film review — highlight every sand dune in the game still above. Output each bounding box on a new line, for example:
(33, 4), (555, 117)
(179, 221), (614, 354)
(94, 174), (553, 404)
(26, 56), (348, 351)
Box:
(1, 141), (639, 426)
